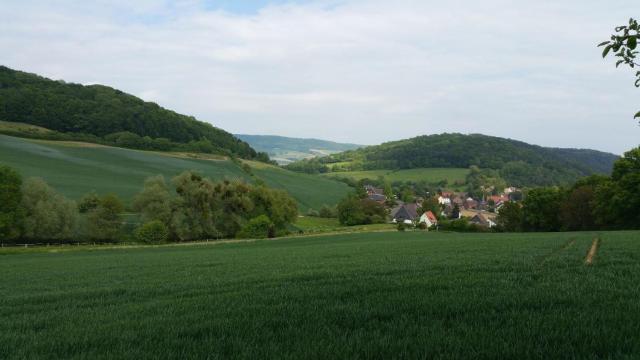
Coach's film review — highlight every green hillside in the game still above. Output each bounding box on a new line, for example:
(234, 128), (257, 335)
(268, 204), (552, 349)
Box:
(0, 66), (261, 159)
(0, 135), (350, 210)
(236, 134), (362, 165)
(2, 231), (639, 358)
(287, 133), (619, 187)
(323, 168), (468, 184)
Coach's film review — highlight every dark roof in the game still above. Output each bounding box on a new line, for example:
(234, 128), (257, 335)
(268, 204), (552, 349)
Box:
(393, 203), (419, 221)
(368, 194), (387, 202)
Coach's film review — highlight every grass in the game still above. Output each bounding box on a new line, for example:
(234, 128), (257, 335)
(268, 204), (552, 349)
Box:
(0, 135), (351, 210)
(1, 230), (639, 359)
(293, 216), (395, 234)
(323, 167), (469, 184)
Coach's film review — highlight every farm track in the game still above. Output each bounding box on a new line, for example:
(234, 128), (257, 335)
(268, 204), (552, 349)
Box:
(585, 237), (600, 265)
(536, 237), (576, 265)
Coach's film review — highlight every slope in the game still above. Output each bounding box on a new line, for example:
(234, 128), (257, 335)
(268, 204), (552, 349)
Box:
(0, 66), (259, 159)
(286, 133), (619, 187)
(0, 135), (350, 210)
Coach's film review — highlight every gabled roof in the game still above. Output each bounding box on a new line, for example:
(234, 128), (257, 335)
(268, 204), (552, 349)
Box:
(393, 203), (419, 221)
(424, 211), (437, 223)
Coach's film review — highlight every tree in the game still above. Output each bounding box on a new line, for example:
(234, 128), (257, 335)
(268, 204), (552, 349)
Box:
(0, 165), (23, 240)
(418, 196), (440, 219)
(521, 188), (563, 232)
(170, 172), (219, 241)
(593, 147), (640, 229)
(21, 178), (78, 240)
(599, 18), (640, 121)
(496, 201), (523, 232)
(132, 175), (173, 224)
(337, 194), (386, 226)
(87, 194), (124, 241)
(560, 185), (597, 231)
(78, 191), (100, 213)
(451, 203), (461, 219)
(135, 221), (169, 244)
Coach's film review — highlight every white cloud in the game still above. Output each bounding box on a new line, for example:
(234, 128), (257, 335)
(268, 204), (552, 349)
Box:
(0, 0), (638, 153)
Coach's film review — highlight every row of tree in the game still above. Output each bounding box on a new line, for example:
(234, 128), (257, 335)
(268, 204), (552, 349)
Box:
(496, 148), (640, 232)
(0, 166), (125, 242)
(0, 165), (298, 243)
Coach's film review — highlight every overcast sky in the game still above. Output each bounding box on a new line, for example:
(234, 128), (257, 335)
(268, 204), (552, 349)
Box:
(1, 0), (639, 154)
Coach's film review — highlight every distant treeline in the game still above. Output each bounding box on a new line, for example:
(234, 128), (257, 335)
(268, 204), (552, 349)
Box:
(0, 66), (269, 161)
(0, 165), (298, 244)
(286, 133), (619, 187)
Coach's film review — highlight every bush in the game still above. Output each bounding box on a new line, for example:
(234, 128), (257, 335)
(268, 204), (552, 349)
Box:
(21, 177), (78, 240)
(87, 194), (124, 241)
(135, 221), (169, 244)
(306, 208), (320, 217)
(397, 222), (407, 231)
(318, 205), (337, 218)
(238, 215), (275, 239)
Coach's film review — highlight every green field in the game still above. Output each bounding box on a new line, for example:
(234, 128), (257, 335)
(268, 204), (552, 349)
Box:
(293, 216), (395, 234)
(0, 135), (351, 210)
(323, 167), (469, 184)
(2, 231), (639, 358)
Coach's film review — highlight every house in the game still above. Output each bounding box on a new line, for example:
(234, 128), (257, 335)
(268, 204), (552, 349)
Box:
(391, 203), (419, 224)
(438, 195), (451, 205)
(419, 211), (438, 228)
(464, 198), (479, 210)
(368, 193), (387, 204)
(469, 213), (496, 228)
(364, 185), (384, 196)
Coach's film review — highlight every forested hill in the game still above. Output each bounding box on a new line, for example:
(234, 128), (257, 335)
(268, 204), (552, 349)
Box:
(0, 66), (261, 160)
(286, 133), (620, 187)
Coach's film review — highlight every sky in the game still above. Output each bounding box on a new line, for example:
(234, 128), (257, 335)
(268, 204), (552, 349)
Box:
(1, 0), (639, 154)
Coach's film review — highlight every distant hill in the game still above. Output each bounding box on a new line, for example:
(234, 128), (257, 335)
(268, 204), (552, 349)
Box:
(0, 66), (262, 160)
(286, 133), (619, 187)
(236, 134), (362, 165)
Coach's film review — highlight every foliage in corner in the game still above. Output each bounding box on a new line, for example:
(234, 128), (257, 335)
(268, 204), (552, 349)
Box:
(599, 18), (640, 120)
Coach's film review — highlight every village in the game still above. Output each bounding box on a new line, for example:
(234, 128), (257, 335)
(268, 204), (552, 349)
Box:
(364, 184), (521, 230)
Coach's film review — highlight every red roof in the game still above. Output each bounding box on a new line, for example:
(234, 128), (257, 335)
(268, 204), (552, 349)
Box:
(425, 211), (438, 223)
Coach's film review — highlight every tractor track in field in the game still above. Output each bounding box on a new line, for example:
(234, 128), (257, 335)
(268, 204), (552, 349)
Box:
(585, 237), (600, 266)
(536, 237), (576, 265)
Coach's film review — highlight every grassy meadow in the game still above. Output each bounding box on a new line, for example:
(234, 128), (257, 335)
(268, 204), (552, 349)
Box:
(323, 167), (469, 184)
(2, 230), (639, 359)
(0, 135), (351, 210)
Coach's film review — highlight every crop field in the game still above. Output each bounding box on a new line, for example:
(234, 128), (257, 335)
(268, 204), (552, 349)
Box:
(293, 216), (395, 234)
(323, 167), (469, 184)
(1, 230), (639, 359)
(0, 135), (350, 210)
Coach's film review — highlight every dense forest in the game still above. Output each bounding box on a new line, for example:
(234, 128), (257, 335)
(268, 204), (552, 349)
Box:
(286, 133), (619, 187)
(0, 66), (265, 160)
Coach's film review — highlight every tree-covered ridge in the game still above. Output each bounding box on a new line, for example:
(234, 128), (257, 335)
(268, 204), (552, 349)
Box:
(286, 133), (619, 187)
(0, 66), (261, 159)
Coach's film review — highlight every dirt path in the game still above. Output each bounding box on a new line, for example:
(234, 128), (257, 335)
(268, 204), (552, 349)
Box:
(585, 238), (600, 265)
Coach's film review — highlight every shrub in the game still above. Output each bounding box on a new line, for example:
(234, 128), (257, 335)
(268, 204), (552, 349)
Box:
(397, 222), (407, 232)
(135, 221), (169, 244)
(238, 215), (274, 239)
(318, 205), (337, 218)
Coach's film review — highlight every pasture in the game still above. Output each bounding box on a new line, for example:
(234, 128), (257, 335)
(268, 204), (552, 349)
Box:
(0, 135), (351, 210)
(323, 167), (469, 185)
(1, 230), (639, 359)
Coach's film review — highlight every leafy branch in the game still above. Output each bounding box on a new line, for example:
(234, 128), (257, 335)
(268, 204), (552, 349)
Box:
(599, 18), (640, 119)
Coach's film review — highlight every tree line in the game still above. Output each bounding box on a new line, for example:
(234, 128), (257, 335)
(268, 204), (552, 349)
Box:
(0, 165), (298, 244)
(0, 66), (270, 161)
(496, 147), (640, 232)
